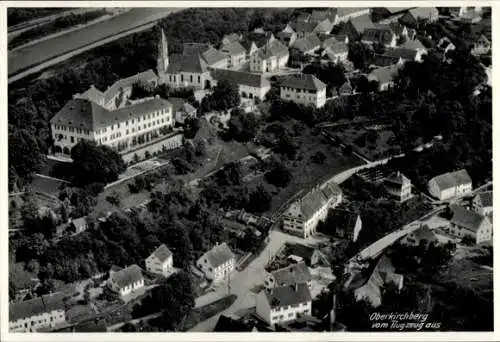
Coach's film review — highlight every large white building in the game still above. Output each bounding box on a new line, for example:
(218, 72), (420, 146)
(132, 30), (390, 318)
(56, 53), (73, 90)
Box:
(9, 294), (66, 332)
(210, 68), (271, 100)
(427, 169), (472, 201)
(250, 38), (289, 73)
(197, 243), (236, 282)
(256, 283), (313, 326)
(450, 205), (492, 244)
(282, 181), (343, 239)
(50, 95), (174, 156)
(145, 244), (174, 277)
(280, 73), (327, 109)
(107, 264), (145, 297)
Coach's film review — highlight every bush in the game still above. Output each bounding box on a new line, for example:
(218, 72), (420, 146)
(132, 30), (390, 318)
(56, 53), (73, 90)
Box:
(265, 163), (292, 188)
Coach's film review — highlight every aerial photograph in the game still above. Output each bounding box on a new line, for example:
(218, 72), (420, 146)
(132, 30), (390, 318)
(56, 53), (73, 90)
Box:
(6, 5), (493, 335)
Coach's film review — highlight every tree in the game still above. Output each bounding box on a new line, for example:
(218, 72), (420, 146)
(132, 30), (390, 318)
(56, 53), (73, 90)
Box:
(71, 140), (126, 186)
(194, 138), (207, 157)
(274, 134), (298, 160)
(172, 157), (194, 175)
(226, 111), (260, 142)
(246, 185), (272, 213)
(348, 42), (373, 70)
(210, 79), (241, 112)
(265, 163), (292, 188)
(216, 162), (242, 186)
(106, 191), (121, 206)
(310, 151), (327, 164)
(9, 129), (46, 187)
(183, 117), (201, 139)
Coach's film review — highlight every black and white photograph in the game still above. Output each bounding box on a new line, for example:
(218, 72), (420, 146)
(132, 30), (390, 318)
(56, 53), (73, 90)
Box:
(4, 2), (495, 338)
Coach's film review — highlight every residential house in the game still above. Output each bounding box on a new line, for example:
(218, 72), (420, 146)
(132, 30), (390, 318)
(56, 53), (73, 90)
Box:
(450, 205), (492, 244)
(250, 39), (289, 73)
(335, 8), (371, 24)
(68, 216), (88, 234)
(277, 24), (298, 47)
(74, 70), (159, 111)
(330, 210), (363, 242)
(107, 264), (145, 297)
(219, 40), (247, 68)
(310, 8), (338, 24)
(338, 81), (354, 96)
(346, 255), (403, 308)
(280, 73), (327, 109)
(472, 191), (493, 216)
(222, 33), (243, 45)
(210, 68), (271, 100)
(256, 283), (312, 326)
(367, 64), (401, 91)
(398, 7), (439, 27)
(241, 40), (260, 60)
(175, 102), (197, 125)
(339, 14), (376, 40)
(383, 48), (421, 63)
(361, 26), (397, 48)
(470, 34), (491, 56)
(197, 242), (236, 282)
(397, 38), (428, 60)
(264, 262), (312, 290)
(402, 224), (438, 247)
(145, 244), (174, 277)
(383, 171), (412, 202)
(388, 22), (409, 40)
(291, 18), (334, 39)
(50, 95), (174, 156)
(322, 39), (349, 63)
(427, 169), (472, 201)
(292, 34), (322, 56)
(282, 181), (343, 238)
(9, 294), (66, 332)
(286, 243), (329, 267)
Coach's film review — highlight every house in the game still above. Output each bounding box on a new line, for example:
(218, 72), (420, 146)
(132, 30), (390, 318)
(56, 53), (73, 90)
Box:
(322, 39), (349, 63)
(157, 29), (227, 89)
(346, 255), (403, 308)
(387, 22), (409, 39)
(291, 34), (321, 55)
(383, 47), (423, 63)
(219, 40), (247, 68)
(310, 8), (338, 24)
(361, 26), (397, 48)
(282, 181), (342, 238)
(145, 244), (174, 277)
(175, 102), (197, 125)
(470, 34), (491, 56)
(450, 205), (492, 244)
(74, 70), (159, 111)
(222, 33), (243, 45)
(427, 169), (472, 201)
(264, 262), (312, 290)
(402, 224), (437, 247)
(335, 8), (371, 24)
(398, 7), (439, 27)
(332, 210), (363, 242)
(338, 81), (354, 96)
(68, 216), (88, 234)
(280, 73), (327, 109)
(107, 264), (145, 297)
(398, 38), (428, 60)
(367, 64), (401, 91)
(256, 283), (312, 326)
(339, 14), (376, 40)
(277, 24), (298, 47)
(197, 242), (236, 282)
(383, 171), (412, 202)
(286, 243), (329, 267)
(290, 18), (334, 39)
(9, 294), (66, 332)
(241, 40), (260, 60)
(250, 38), (289, 73)
(472, 191), (493, 216)
(210, 68), (271, 100)
(50, 95), (174, 156)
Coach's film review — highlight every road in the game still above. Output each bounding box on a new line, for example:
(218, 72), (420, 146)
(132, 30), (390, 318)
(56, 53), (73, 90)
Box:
(8, 8), (185, 82)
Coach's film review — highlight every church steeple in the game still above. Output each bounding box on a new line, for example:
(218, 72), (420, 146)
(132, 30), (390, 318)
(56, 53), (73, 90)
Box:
(157, 28), (169, 74)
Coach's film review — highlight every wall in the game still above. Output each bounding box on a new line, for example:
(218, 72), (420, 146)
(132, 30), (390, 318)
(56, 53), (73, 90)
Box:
(280, 86), (326, 108)
(121, 132), (183, 164)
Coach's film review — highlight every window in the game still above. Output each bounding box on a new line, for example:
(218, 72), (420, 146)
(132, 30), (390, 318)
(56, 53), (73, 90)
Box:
(208, 267), (213, 272)
(288, 312), (294, 318)
(190, 75), (193, 82)
(70, 136), (74, 143)
(181, 74), (184, 82)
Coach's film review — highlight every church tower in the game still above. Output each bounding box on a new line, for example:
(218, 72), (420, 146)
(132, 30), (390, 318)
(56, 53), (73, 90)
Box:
(157, 28), (169, 76)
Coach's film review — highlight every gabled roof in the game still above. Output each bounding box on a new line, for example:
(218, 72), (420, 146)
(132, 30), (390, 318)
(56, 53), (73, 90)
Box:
(371, 53), (402, 67)
(10, 293), (66, 322)
(167, 53), (208, 74)
(325, 42), (348, 57)
(292, 34), (321, 52)
(220, 40), (247, 56)
(311, 9), (338, 23)
(348, 14), (376, 35)
(368, 64), (401, 84)
(200, 242), (235, 268)
(407, 7), (438, 20)
(110, 264), (144, 289)
(475, 191), (493, 208)
(291, 20), (317, 34)
(210, 68), (271, 88)
(102, 70), (158, 104)
(280, 73), (326, 92)
(180, 102), (197, 114)
(271, 262), (312, 287)
(264, 283), (312, 309)
(71, 216), (87, 228)
(151, 244), (173, 263)
(281, 24), (296, 34)
(384, 48), (418, 60)
(183, 42), (212, 55)
(337, 8), (370, 17)
(362, 26), (396, 45)
(222, 33), (242, 44)
(429, 169), (472, 191)
(384, 171), (411, 186)
(399, 38), (426, 51)
(313, 19), (334, 34)
(450, 205), (486, 233)
(74, 85), (105, 104)
(201, 47), (228, 66)
(411, 224), (437, 242)
(257, 39), (289, 60)
(284, 181), (341, 221)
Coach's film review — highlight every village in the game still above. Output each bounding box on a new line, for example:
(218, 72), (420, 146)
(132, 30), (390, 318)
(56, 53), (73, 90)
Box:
(8, 6), (493, 333)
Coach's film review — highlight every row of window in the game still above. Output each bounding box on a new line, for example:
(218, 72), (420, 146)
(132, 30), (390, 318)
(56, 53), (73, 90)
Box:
(11, 313), (63, 329)
(169, 74), (202, 84)
(282, 87), (318, 94)
(272, 302), (308, 312)
(53, 125), (91, 135)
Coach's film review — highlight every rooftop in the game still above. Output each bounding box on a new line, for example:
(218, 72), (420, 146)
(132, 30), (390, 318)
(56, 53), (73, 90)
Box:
(399, 38), (427, 51)
(10, 293), (66, 322)
(337, 7), (370, 17)
(383, 48), (418, 61)
(384, 171), (411, 186)
(151, 244), (173, 263)
(200, 242), (235, 268)
(271, 262), (312, 287)
(257, 39), (289, 60)
(368, 64), (401, 84)
(348, 14), (376, 35)
(209, 68), (271, 88)
(429, 169), (472, 191)
(220, 40), (247, 55)
(362, 26), (395, 45)
(451, 205), (487, 233)
(280, 73), (326, 92)
(292, 34), (321, 52)
(110, 264), (144, 289)
(475, 191), (493, 208)
(264, 283), (312, 309)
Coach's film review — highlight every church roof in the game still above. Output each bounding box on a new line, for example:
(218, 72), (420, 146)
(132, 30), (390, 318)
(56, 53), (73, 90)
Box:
(167, 53), (208, 74)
